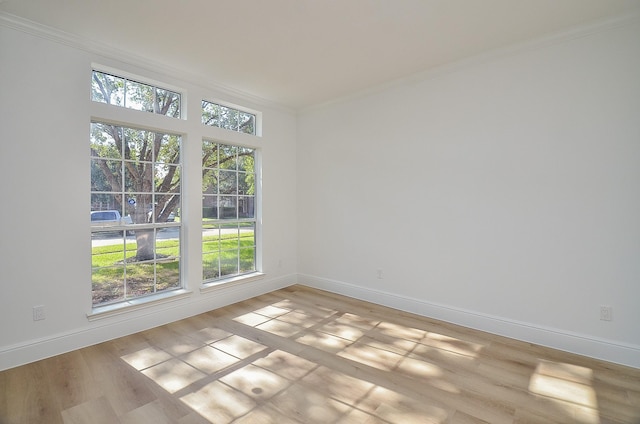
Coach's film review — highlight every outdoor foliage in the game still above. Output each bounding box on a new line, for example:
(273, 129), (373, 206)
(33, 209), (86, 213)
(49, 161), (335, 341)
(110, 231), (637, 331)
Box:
(202, 100), (255, 135)
(91, 234), (181, 305)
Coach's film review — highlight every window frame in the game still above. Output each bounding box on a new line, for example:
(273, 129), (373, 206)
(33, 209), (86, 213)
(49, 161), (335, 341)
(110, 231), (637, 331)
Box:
(202, 99), (258, 135)
(88, 64), (264, 317)
(201, 139), (260, 287)
(89, 66), (187, 313)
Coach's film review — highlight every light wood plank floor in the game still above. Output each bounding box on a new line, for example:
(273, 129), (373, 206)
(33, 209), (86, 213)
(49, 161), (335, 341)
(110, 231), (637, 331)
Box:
(1, 285), (639, 423)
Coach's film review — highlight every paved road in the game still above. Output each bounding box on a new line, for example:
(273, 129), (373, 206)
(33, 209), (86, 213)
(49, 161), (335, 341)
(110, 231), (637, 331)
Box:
(91, 227), (249, 247)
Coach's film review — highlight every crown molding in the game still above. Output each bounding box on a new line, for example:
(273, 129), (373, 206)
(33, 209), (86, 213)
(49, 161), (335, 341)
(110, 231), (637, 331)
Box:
(301, 11), (640, 114)
(0, 12), (295, 114)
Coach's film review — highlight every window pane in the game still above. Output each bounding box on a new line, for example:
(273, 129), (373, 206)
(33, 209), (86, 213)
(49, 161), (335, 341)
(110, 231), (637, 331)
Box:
(91, 159), (121, 192)
(125, 80), (154, 112)
(239, 222), (255, 246)
(158, 134), (181, 164)
(219, 196), (237, 219)
(155, 164), (181, 193)
(239, 112), (255, 135)
(238, 172), (254, 196)
(203, 252), (220, 280)
(92, 232), (126, 267)
(203, 169), (218, 194)
(91, 123), (123, 159)
(202, 101), (220, 127)
(238, 197), (255, 219)
(92, 266), (125, 305)
(218, 144), (238, 170)
(202, 225), (220, 253)
(157, 233), (180, 290)
(91, 71), (124, 106)
(126, 262), (155, 297)
(203, 141), (219, 165)
(124, 237), (138, 263)
(237, 148), (255, 173)
(123, 127), (152, 162)
(154, 195), (179, 223)
(220, 249), (239, 278)
(126, 228), (156, 262)
(203, 195), (218, 219)
(218, 170), (238, 195)
(221, 226), (239, 248)
(219, 106), (239, 130)
(124, 194), (153, 224)
(155, 89), (181, 118)
(202, 222), (220, 280)
(157, 260), (180, 292)
(91, 194), (124, 221)
(239, 247), (256, 274)
(124, 163), (152, 192)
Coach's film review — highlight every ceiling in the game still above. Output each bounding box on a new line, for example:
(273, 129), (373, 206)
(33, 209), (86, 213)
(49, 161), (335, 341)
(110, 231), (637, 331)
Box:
(2, 0), (640, 109)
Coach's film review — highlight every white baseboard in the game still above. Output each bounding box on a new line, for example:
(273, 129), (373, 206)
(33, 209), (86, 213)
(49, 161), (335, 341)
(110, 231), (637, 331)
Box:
(298, 274), (640, 369)
(4, 273), (638, 371)
(0, 274), (297, 371)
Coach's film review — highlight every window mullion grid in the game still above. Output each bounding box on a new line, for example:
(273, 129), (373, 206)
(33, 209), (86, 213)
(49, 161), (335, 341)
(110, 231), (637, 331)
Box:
(154, 227), (158, 294)
(217, 225), (222, 280)
(153, 87), (158, 114)
(234, 159), (239, 274)
(91, 70), (186, 307)
(151, 135), (157, 293)
(123, 78), (128, 109)
(236, 222), (241, 275)
(120, 128), (128, 301)
(202, 140), (256, 283)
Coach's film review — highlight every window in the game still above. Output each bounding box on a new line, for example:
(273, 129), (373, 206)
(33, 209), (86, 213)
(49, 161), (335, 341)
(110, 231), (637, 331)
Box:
(92, 70), (181, 118)
(202, 141), (257, 282)
(202, 100), (256, 135)
(90, 70), (182, 307)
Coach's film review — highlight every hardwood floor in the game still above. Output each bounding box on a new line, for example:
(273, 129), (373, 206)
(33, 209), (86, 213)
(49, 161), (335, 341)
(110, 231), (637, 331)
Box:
(1, 285), (639, 423)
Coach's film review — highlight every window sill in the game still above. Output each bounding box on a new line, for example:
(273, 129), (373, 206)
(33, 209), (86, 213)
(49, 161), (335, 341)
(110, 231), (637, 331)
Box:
(87, 289), (192, 321)
(200, 272), (265, 294)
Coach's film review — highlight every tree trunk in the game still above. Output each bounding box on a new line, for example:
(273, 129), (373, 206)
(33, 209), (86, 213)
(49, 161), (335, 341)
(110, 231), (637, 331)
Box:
(134, 229), (155, 261)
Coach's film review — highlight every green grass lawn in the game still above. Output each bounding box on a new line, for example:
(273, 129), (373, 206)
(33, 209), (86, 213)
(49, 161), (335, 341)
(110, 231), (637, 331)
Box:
(92, 230), (255, 305)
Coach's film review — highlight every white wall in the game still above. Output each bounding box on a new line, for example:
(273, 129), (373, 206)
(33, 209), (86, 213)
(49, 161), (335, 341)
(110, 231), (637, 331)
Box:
(1, 14), (639, 371)
(297, 19), (640, 367)
(0, 21), (298, 370)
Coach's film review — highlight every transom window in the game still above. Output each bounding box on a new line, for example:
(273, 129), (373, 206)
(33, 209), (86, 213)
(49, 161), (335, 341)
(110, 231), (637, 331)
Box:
(92, 70), (181, 118)
(202, 141), (257, 282)
(202, 100), (256, 135)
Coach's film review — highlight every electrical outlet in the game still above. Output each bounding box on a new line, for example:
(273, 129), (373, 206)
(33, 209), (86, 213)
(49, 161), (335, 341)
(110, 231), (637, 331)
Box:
(33, 305), (45, 321)
(600, 305), (612, 321)
(376, 269), (383, 279)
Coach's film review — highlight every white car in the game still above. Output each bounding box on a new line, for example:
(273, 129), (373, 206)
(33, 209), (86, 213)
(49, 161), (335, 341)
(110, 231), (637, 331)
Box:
(91, 210), (134, 234)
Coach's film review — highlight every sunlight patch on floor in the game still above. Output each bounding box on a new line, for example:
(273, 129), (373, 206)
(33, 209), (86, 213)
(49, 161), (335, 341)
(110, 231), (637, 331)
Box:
(180, 380), (257, 423)
(141, 358), (206, 394)
(528, 360), (599, 422)
(120, 345), (172, 370)
(424, 332), (484, 358)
